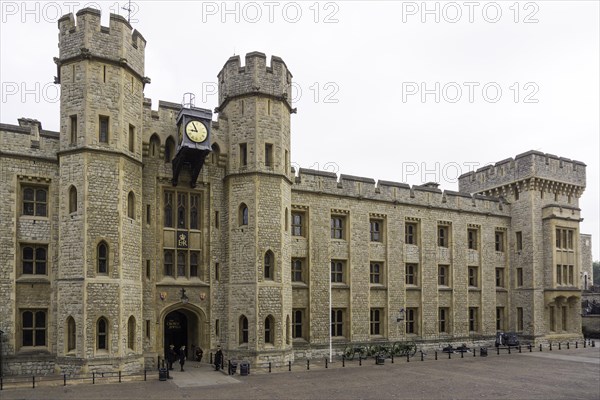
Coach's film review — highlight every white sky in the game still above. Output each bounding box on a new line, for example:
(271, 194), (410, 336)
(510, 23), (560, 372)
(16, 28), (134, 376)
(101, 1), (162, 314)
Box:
(1, 1), (598, 260)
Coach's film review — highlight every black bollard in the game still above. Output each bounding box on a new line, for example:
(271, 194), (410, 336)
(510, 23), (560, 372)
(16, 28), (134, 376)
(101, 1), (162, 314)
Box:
(529, 344), (532, 352)
(407, 353), (410, 363)
(540, 343), (543, 352)
(228, 360), (231, 375)
(473, 348), (476, 357)
(508, 346), (511, 355)
(359, 356), (362, 366)
(576, 341), (578, 349)
(435, 351), (438, 360)
(93, 372), (95, 384)
(32, 376), (35, 389)
(550, 342), (552, 351)
(497, 347), (500, 355)
(210, 352), (213, 364)
(461, 350), (464, 358)
(64, 374), (67, 386)
(342, 356), (345, 367)
(584, 340), (587, 348)
(307, 359), (310, 370)
(421, 351), (424, 361)
(448, 351), (451, 359)
(558, 342), (561, 350)
(119, 371), (122, 383)
(518, 345), (521, 353)
(567, 342), (570, 350)
(325, 358), (328, 369)
(289, 361), (291, 371)
(592, 341), (596, 347)
(391, 353), (394, 364)
(269, 362), (272, 373)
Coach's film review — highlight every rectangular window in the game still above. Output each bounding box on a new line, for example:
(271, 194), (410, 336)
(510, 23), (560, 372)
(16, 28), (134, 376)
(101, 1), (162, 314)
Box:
(516, 231), (523, 251)
(215, 211), (219, 229)
(370, 219), (382, 242)
(561, 306), (567, 331)
(495, 267), (505, 288)
(568, 265), (574, 285)
(22, 186), (48, 216)
(265, 143), (273, 167)
(145, 320), (151, 339)
(331, 260), (345, 283)
(405, 263), (418, 286)
(496, 307), (504, 331)
(190, 252), (199, 277)
(70, 115), (77, 144)
(164, 191), (173, 228)
(331, 215), (345, 239)
(293, 309), (304, 339)
(240, 143), (247, 166)
(128, 124), (135, 152)
(468, 267), (478, 287)
(438, 225), (449, 247)
(292, 258), (304, 282)
(21, 245), (48, 275)
(215, 319), (220, 337)
(291, 211), (304, 237)
(215, 262), (219, 281)
(405, 222), (418, 245)
(439, 307), (449, 333)
(331, 309), (344, 337)
(556, 264), (562, 285)
(177, 251), (187, 278)
(190, 194), (200, 230)
(467, 228), (478, 250)
(438, 265), (449, 286)
(370, 308), (382, 336)
(495, 231), (505, 252)
(21, 310), (46, 347)
(370, 262), (383, 284)
(146, 260), (150, 279)
(517, 307), (524, 332)
(469, 307), (478, 332)
(99, 115), (109, 143)
(516, 268), (523, 287)
(405, 308), (418, 334)
(555, 228), (575, 250)
(164, 250), (174, 277)
(549, 306), (556, 331)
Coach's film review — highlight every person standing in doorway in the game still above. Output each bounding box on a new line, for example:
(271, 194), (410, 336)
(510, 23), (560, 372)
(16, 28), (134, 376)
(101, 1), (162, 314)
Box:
(167, 344), (177, 371)
(179, 345), (187, 372)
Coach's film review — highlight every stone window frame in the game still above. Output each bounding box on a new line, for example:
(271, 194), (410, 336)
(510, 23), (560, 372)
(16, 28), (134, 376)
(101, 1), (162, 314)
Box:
(69, 114), (78, 145)
(515, 231), (523, 252)
(369, 261), (384, 285)
(264, 250), (274, 280)
(20, 243), (48, 276)
(496, 307), (505, 331)
(438, 264), (450, 287)
(330, 216), (345, 240)
(149, 134), (161, 158)
(97, 240), (109, 275)
(21, 184), (49, 217)
(516, 267), (524, 287)
(127, 191), (135, 220)
(292, 309), (306, 340)
(404, 219), (419, 245)
(555, 227), (575, 251)
(468, 307), (479, 332)
(291, 209), (306, 237)
(66, 316), (76, 353)
(68, 185), (78, 214)
(291, 258), (305, 283)
(516, 307), (524, 332)
(438, 307), (450, 334)
(494, 229), (506, 252)
(128, 123), (135, 153)
(20, 309), (47, 349)
(164, 136), (176, 163)
(239, 315), (249, 345)
(405, 307), (419, 335)
(96, 316), (109, 351)
(330, 260), (346, 284)
(467, 228), (478, 250)
(127, 315), (136, 351)
(495, 267), (505, 288)
(437, 221), (452, 248)
(370, 308), (384, 336)
(239, 203), (249, 226)
(99, 115), (109, 144)
(468, 266), (479, 288)
(330, 308), (345, 338)
(264, 315), (275, 345)
(405, 263), (419, 286)
(369, 218), (383, 242)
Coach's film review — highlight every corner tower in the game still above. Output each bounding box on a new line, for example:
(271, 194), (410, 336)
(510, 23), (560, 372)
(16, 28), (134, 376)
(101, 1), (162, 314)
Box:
(54, 8), (147, 372)
(459, 151), (586, 343)
(217, 53), (294, 362)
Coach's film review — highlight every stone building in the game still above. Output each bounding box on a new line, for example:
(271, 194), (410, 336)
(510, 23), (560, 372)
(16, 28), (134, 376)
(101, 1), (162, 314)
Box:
(0, 9), (591, 375)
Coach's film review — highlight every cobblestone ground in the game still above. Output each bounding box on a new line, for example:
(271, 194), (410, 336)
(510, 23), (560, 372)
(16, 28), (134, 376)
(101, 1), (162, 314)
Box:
(1, 346), (599, 399)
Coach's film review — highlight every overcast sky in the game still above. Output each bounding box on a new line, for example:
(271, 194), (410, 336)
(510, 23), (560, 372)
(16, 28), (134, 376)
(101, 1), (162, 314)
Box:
(1, 1), (598, 259)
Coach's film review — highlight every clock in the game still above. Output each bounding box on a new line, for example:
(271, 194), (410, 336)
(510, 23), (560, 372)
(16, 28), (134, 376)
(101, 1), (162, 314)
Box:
(185, 120), (208, 143)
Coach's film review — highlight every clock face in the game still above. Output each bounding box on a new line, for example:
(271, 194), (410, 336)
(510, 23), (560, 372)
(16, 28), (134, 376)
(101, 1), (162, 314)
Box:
(185, 120), (208, 143)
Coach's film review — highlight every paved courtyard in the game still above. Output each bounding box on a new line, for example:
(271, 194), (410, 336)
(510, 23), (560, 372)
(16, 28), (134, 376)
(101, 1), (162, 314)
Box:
(1, 346), (599, 399)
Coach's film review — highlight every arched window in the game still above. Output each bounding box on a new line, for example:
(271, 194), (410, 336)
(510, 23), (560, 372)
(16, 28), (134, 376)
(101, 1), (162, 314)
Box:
(67, 316), (76, 352)
(264, 315), (274, 344)
(239, 203), (248, 226)
(127, 316), (135, 350)
(97, 241), (108, 274)
(69, 186), (77, 213)
(264, 250), (274, 280)
(149, 134), (160, 157)
(211, 143), (220, 164)
(239, 315), (249, 344)
(97, 317), (108, 350)
(127, 191), (135, 219)
(165, 136), (175, 163)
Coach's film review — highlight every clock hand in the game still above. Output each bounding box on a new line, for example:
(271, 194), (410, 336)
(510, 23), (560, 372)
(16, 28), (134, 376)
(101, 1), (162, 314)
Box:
(191, 122), (198, 133)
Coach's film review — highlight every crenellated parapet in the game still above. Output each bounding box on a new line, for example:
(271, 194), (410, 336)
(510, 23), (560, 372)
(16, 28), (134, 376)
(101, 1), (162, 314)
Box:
(458, 150), (586, 198)
(217, 52), (293, 111)
(56, 8), (147, 83)
(293, 168), (509, 215)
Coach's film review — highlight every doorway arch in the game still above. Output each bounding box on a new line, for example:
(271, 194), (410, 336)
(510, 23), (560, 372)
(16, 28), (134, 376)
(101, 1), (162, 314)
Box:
(162, 307), (205, 359)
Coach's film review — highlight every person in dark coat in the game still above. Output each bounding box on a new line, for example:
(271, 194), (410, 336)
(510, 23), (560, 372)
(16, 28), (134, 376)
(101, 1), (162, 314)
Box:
(214, 346), (223, 371)
(167, 344), (177, 370)
(195, 346), (203, 362)
(179, 345), (187, 371)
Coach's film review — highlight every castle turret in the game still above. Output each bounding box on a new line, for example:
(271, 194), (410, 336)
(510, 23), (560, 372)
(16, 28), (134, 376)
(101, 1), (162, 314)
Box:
(217, 52), (294, 362)
(459, 151), (587, 342)
(55, 8), (147, 372)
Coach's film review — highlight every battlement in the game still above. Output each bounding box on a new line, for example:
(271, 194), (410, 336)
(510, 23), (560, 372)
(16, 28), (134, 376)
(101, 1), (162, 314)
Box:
(57, 8), (146, 79)
(458, 150), (586, 195)
(217, 52), (293, 110)
(293, 168), (508, 215)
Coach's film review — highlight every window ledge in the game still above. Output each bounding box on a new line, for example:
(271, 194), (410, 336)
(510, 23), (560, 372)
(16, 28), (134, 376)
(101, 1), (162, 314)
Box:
(438, 286), (453, 291)
(292, 282), (308, 288)
(495, 287), (508, 292)
(406, 286), (421, 291)
(468, 287), (481, 292)
(331, 283), (350, 289)
(16, 276), (50, 283)
(369, 284), (387, 290)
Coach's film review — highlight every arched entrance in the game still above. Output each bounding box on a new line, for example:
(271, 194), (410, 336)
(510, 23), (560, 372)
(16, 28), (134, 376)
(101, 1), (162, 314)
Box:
(164, 309), (199, 359)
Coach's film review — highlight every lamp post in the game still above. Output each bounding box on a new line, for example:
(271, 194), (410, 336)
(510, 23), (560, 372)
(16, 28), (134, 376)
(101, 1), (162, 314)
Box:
(0, 329), (4, 378)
